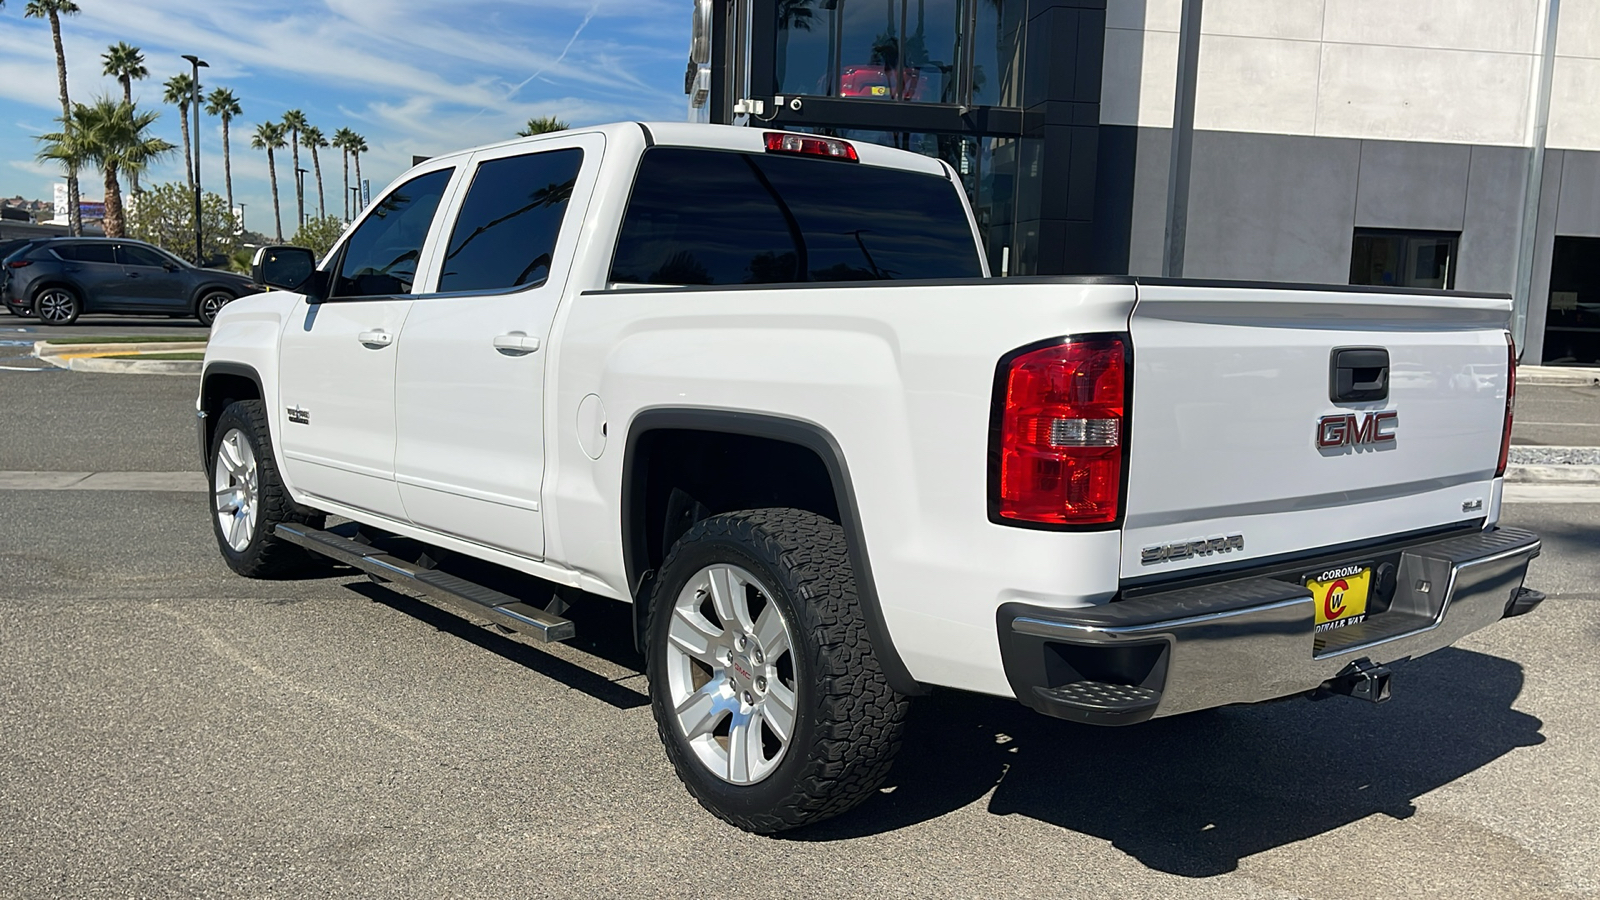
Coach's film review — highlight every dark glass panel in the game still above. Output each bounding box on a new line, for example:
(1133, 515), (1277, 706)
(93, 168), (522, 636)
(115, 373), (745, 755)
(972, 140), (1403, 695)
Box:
(439, 149), (583, 293)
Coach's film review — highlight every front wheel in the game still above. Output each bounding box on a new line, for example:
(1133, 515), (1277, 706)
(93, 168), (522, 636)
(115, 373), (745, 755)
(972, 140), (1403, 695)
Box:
(196, 290), (234, 327)
(209, 399), (322, 577)
(646, 508), (909, 833)
(34, 287), (80, 325)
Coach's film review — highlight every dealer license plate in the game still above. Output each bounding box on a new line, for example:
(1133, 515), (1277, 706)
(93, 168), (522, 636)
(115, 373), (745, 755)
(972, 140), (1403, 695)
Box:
(1305, 563), (1371, 633)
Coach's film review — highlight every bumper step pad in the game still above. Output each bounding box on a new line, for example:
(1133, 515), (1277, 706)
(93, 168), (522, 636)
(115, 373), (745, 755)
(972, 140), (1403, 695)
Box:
(1033, 681), (1162, 725)
(274, 523), (575, 643)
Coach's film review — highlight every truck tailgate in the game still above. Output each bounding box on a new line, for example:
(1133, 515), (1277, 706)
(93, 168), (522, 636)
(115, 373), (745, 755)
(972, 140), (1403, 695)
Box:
(1121, 283), (1513, 579)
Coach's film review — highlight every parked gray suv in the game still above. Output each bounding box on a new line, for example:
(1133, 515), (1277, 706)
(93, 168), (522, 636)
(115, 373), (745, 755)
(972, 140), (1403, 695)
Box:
(1, 237), (253, 326)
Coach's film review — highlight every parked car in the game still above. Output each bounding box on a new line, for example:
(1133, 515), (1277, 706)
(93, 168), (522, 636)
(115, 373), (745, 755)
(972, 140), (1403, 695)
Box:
(0, 239), (32, 316)
(200, 122), (1541, 834)
(1, 236), (254, 326)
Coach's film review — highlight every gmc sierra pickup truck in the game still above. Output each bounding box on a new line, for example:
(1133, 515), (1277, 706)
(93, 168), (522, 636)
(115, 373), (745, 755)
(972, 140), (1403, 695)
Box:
(199, 122), (1543, 833)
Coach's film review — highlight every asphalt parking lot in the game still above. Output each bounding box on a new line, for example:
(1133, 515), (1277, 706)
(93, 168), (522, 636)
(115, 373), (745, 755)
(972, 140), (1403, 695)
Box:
(1, 370), (1597, 899)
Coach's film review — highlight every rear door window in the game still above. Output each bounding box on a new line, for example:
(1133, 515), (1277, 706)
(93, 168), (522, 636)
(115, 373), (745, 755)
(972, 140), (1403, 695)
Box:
(438, 148), (584, 293)
(333, 168), (454, 298)
(609, 147), (982, 286)
(54, 243), (118, 264)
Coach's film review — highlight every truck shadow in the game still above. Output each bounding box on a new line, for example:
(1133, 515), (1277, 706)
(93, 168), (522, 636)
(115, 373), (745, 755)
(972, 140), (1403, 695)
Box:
(792, 648), (1543, 877)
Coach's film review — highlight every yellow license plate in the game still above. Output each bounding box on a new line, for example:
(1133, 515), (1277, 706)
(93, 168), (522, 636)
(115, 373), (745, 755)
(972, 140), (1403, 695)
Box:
(870, 85), (889, 96)
(1306, 564), (1371, 633)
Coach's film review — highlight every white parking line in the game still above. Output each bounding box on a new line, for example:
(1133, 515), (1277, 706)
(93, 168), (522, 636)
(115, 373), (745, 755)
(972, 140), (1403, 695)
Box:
(0, 471), (206, 492)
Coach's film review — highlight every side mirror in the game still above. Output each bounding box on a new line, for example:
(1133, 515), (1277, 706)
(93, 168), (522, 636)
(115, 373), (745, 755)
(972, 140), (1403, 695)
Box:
(251, 245), (325, 300)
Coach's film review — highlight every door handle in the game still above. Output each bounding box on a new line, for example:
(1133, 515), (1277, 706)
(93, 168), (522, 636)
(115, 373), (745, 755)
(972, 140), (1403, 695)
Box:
(127, 272), (140, 278)
(493, 333), (540, 354)
(358, 330), (393, 348)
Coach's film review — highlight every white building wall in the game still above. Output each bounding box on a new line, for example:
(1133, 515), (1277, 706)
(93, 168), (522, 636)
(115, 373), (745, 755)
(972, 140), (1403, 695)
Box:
(1551, 0), (1600, 149)
(1100, 0), (1592, 149)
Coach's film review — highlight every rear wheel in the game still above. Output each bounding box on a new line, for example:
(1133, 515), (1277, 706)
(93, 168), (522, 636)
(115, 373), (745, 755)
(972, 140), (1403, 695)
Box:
(196, 290), (234, 326)
(34, 286), (79, 325)
(646, 508), (909, 833)
(210, 399), (323, 577)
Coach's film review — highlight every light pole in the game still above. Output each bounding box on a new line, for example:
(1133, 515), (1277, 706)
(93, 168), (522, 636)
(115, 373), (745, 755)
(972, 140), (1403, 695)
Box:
(181, 54), (209, 266)
(349, 185), (360, 221)
(295, 168), (309, 228)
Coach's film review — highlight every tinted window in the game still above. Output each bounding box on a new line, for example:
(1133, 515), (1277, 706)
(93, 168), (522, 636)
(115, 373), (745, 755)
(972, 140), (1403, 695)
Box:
(610, 148), (981, 285)
(118, 244), (172, 268)
(0, 240), (27, 263)
(334, 168), (453, 298)
(439, 148), (582, 293)
(54, 243), (118, 264)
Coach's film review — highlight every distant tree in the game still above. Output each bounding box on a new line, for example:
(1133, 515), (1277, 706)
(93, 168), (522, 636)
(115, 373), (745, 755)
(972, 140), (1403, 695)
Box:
(347, 132), (368, 212)
(290, 215), (346, 259)
(332, 127), (357, 219)
(250, 121), (288, 241)
(125, 181), (238, 262)
(26, 0), (84, 235)
(301, 125), (328, 219)
(281, 109), (308, 226)
(38, 97), (172, 237)
(204, 88), (242, 214)
(100, 42), (147, 191)
(517, 115), (570, 137)
(162, 72), (196, 188)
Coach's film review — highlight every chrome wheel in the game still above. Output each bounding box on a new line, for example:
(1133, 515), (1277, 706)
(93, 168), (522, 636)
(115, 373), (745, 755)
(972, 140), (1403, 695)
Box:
(665, 563), (798, 785)
(198, 291), (232, 325)
(35, 288), (76, 324)
(213, 427), (260, 553)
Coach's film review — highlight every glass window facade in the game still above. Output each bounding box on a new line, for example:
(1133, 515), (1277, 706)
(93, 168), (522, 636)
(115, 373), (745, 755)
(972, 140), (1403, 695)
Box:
(1349, 229), (1459, 291)
(775, 0), (1021, 107)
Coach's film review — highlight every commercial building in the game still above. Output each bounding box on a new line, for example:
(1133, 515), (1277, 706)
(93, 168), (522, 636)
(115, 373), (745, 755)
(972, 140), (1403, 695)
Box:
(689, 0), (1600, 365)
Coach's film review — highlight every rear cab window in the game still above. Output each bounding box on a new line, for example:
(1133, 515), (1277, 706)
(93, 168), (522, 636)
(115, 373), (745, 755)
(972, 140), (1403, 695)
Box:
(609, 147), (982, 286)
(53, 243), (118, 264)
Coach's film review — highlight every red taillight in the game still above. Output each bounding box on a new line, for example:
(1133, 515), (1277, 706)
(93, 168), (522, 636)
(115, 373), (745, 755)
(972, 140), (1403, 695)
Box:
(6, 260), (31, 268)
(762, 131), (859, 162)
(1496, 333), (1516, 478)
(994, 337), (1128, 526)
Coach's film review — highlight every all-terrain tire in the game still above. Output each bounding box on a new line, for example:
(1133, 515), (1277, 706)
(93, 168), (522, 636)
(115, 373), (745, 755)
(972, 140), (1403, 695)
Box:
(646, 508), (910, 833)
(209, 399), (323, 578)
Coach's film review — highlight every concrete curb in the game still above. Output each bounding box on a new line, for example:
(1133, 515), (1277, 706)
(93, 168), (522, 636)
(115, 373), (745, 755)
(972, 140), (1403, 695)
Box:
(66, 356), (201, 376)
(1504, 464), (1600, 484)
(1518, 365), (1600, 387)
(34, 340), (207, 357)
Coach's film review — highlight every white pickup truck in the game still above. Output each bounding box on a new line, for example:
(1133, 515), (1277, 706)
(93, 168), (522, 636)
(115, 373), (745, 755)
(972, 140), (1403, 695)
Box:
(200, 122), (1543, 833)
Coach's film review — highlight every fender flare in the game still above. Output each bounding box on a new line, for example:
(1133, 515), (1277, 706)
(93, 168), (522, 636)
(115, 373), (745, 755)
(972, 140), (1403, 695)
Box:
(198, 361), (266, 472)
(621, 408), (924, 695)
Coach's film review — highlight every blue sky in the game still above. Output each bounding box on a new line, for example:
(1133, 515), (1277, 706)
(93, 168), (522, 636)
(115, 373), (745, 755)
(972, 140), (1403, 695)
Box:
(0, 0), (689, 236)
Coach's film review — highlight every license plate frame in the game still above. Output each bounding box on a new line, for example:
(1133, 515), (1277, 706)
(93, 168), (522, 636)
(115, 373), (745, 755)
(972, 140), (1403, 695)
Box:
(1305, 562), (1373, 633)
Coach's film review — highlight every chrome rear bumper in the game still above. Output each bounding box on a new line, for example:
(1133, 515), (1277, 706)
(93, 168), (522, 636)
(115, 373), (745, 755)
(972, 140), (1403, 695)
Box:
(997, 527), (1541, 725)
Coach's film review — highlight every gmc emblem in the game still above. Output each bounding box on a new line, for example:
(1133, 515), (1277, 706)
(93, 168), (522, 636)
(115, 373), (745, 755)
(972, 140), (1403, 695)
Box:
(1317, 411), (1397, 449)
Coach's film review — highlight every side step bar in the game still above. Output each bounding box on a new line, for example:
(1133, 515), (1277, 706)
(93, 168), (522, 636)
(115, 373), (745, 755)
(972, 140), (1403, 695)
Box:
(275, 523), (576, 643)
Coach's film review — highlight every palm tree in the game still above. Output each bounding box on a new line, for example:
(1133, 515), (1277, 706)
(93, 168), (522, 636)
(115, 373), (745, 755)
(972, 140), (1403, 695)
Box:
(25, 1), (83, 235)
(100, 42), (148, 192)
(38, 97), (172, 238)
(517, 116), (570, 137)
(301, 125), (329, 219)
(163, 72), (196, 189)
(348, 132), (368, 213)
(250, 121), (287, 241)
(205, 87), (242, 217)
(332, 127), (356, 220)
(281, 109), (307, 227)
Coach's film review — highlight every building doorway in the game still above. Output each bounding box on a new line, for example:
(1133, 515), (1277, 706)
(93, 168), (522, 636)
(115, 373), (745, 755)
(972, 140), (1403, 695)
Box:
(1543, 236), (1600, 366)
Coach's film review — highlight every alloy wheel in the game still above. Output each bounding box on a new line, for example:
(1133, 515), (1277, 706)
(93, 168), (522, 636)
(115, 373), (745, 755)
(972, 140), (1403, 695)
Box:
(664, 563), (798, 785)
(35, 289), (75, 324)
(199, 291), (232, 325)
(213, 427), (260, 553)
